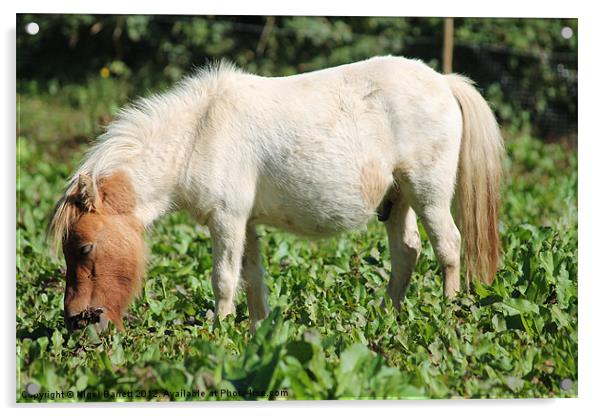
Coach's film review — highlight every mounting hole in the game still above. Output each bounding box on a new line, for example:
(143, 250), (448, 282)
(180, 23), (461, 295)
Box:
(25, 22), (39, 36)
(560, 378), (573, 390)
(561, 26), (573, 40)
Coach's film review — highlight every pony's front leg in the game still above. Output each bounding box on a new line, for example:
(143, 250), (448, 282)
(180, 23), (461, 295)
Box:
(242, 225), (269, 329)
(208, 214), (247, 318)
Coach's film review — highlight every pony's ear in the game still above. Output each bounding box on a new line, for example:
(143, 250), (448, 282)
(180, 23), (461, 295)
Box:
(97, 171), (136, 214)
(77, 173), (98, 212)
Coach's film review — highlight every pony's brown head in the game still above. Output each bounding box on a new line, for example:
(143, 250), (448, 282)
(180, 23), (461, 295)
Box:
(49, 171), (145, 332)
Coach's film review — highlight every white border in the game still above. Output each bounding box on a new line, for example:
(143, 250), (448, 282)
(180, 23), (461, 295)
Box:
(10, 0), (581, 18)
(8, 0), (583, 17)
(3, 1), (598, 415)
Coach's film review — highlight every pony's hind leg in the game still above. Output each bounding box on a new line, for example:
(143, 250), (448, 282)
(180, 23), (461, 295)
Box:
(242, 225), (270, 329)
(417, 204), (461, 297)
(398, 144), (462, 298)
(404, 174), (462, 297)
(384, 197), (422, 309)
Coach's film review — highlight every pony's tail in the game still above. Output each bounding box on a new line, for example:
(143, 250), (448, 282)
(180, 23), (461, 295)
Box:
(446, 74), (504, 285)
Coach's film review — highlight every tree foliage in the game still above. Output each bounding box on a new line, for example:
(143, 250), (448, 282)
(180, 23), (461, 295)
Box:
(17, 15), (577, 138)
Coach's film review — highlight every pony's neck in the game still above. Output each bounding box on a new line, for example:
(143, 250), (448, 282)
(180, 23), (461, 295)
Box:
(75, 63), (243, 228)
(79, 82), (211, 228)
(118, 95), (202, 227)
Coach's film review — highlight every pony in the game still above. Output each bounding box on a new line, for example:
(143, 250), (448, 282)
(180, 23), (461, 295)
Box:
(48, 56), (504, 332)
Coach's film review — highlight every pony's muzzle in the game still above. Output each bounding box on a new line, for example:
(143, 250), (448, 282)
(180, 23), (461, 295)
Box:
(65, 307), (107, 332)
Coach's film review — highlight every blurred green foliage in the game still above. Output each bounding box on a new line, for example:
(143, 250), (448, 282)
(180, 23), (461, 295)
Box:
(17, 15), (577, 139)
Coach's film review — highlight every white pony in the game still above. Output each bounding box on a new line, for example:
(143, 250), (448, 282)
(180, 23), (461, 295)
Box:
(49, 56), (503, 332)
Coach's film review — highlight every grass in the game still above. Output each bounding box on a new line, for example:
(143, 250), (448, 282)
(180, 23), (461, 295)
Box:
(16, 77), (578, 401)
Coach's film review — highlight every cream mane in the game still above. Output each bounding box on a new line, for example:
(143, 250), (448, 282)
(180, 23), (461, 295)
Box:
(48, 60), (244, 252)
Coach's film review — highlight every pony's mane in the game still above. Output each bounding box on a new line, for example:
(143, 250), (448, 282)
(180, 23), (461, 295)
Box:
(47, 60), (244, 253)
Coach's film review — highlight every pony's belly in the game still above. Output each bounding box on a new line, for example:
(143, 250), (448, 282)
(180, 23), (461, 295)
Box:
(251, 179), (388, 237)
(250, 139), (395, 236)
(250, 205), (373, 237)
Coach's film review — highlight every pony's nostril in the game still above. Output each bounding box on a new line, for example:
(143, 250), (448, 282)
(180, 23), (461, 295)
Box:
(65, 314), (81, 331)
(65, 307), (105, 331)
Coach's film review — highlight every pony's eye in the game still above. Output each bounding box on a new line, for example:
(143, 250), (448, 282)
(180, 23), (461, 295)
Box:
(80, 243), (94, 256)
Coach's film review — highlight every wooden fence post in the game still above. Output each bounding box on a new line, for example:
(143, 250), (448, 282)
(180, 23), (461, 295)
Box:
(443, 17), (454, 74)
